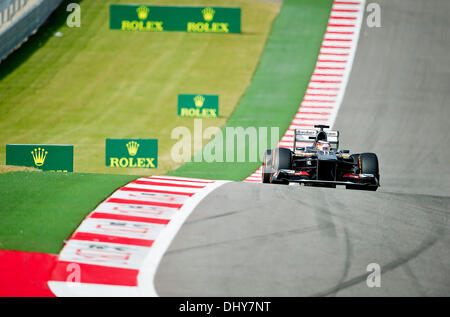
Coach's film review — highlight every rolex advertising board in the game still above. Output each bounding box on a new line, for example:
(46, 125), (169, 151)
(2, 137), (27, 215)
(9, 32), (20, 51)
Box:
(6, 144), (74, 172)
(106, 139), (158, 168)
(110, 5), (241, 34)
(178, 94), (219, 118)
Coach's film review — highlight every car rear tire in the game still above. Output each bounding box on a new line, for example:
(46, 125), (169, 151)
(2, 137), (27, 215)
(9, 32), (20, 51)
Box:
(262, 150), (272, 183)
(359, 153), (379, 179)
(346, 152), (379, 191)
(271, 147), (292, 185)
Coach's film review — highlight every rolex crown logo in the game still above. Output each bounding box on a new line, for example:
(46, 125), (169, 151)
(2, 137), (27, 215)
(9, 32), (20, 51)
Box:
(136, 6), (150, 20)
(194, 95), (205, 108)
(202, 7), (215, 22)
(126, 141), (140, 156)
(31, 147), (48, 166)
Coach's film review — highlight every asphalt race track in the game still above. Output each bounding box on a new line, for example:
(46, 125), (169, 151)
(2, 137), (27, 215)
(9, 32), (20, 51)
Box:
(154, 0), (450, 296)
(334, 0), (450, 197)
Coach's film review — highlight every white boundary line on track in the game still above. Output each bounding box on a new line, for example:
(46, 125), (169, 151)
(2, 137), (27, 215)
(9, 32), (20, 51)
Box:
(137, 180), (228, 296)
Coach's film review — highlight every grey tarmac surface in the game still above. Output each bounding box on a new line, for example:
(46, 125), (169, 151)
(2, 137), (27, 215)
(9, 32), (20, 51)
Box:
(154, 0), (450, 296)
(334, 0), (450, 197)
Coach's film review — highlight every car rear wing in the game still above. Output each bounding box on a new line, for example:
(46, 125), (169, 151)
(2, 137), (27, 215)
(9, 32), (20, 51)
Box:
(294, 129), (339, 150)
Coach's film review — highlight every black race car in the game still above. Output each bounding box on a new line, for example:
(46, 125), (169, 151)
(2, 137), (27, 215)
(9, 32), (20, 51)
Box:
(262, 125), (380, 191)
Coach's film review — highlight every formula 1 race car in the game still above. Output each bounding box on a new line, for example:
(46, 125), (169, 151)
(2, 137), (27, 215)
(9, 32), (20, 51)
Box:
(262, 125), (380, 191)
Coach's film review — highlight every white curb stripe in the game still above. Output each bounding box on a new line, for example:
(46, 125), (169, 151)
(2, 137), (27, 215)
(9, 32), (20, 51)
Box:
(48, 177), (229, 296)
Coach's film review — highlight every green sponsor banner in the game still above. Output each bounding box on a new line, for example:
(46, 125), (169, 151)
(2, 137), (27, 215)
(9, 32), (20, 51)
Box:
(6, 144), (73, 172)
(106, 139), (158, 168)
(110, 5), (241, 34)
(178, 94), (219, 118)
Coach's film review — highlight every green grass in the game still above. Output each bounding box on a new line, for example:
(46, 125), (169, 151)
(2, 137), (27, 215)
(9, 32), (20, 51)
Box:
(170, 0), (333, 181)
(0, 0), (332, 254)
(0, 171), (139, 254)
(0, 0), (280, 176)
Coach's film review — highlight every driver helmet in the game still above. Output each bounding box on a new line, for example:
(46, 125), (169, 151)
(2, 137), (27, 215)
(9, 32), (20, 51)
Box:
(315, 140), (331, 151)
